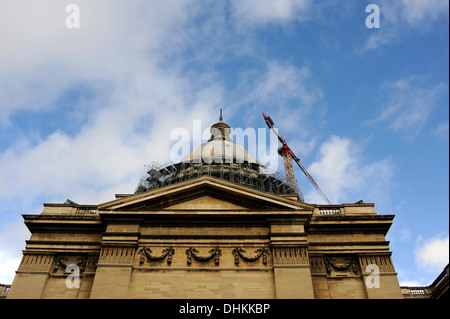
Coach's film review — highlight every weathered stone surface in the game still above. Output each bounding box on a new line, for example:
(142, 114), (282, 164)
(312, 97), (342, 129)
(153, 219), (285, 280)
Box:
(7, 176), (402, 299)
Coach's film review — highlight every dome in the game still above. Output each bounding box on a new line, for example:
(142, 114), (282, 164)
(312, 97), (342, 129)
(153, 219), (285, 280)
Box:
(135, 110), (300, 199)
(182, 111), (258, 164)
(182, 140), (258, 164)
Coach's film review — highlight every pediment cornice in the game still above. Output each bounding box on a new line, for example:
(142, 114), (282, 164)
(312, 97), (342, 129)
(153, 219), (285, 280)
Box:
(98, 175), (314, 212)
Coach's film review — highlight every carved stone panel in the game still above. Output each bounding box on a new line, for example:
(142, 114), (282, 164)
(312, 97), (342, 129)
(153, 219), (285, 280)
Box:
(138, 247), (175, 265)
(310, 256), (327, 274)
(98, 246), (135, 264)
(186, 247), (222, 265)
(18, 254), (54, 273)
(272, 247), (309, 265)
(53, 255), (87, 274)
(232, 247), (270, 265)
(359, 255), (395, 273)
(52, 254), (98, 275)
(323, 256), (360, 277)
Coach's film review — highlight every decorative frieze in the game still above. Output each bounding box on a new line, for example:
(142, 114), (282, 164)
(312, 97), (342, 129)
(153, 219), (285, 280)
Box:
(272, 247), (309, 265)
(359, 255), (395, 273)
(138, 247), (175, 265)
(310, 255), (361, 276)
(186, 247), (222, 265)
(53, 255), (88, 274)
(310, 256), (326, 274)
(324, 256), (359, 274)
(18, 254), (54, 272)
(232, 247), (270, 265)
(98, 246), (135, 264)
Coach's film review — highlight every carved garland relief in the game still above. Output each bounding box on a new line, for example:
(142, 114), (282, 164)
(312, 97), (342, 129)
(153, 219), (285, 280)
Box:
(54, 256), (88, 273)
(137, 247), (271, 266)
(186, 247), (222, 265)
(139, 247), (175, 265)
(323, 256), (359, 275)
(232, 248), (270, 265)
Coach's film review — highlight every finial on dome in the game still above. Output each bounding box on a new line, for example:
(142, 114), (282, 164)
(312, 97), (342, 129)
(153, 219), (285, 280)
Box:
(209, 108), (231, 142)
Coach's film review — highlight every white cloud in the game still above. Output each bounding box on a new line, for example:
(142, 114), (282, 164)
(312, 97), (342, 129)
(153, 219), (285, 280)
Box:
(230, 0), (312, 27)
(306, 135), (394, 204)
(231, 60), (324, 150)
(434, 122), (449, 139)
(366, 76), (446, 140)
(0, 84), (219, 203)
(378, 0), (449, 26)
(398, 0), (449, 26)
(0, 220), (30, 284)
(0, 251), (21, 284)
(254, 62), (318, 108)
(0, 0), (198, 123)
(360, 30), (396, 52)
(0, 1), (326, 211)
(249, 61), (321, 120)
(0, 0), (226, 204)
(415, 234), (449, 273)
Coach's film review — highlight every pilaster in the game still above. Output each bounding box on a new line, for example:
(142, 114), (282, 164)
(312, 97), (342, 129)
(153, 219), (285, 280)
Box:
(7, 254), (54, 299)
(89, 218), (140, 299)
(269, 216), (314, 299)
(89, 246), (136, 298)
(359, 254), (403, 299)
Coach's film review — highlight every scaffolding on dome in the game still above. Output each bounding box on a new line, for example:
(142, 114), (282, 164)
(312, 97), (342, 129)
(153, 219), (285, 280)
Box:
(134, 160), (304, 201)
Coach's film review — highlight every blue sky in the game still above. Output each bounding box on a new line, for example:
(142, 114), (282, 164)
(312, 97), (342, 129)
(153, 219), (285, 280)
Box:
(0, 0), (448, 287)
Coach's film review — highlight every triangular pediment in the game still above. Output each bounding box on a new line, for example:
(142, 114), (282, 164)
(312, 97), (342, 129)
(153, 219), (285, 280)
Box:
(98, 175), (314, 212)
(165, 195), (249, 210)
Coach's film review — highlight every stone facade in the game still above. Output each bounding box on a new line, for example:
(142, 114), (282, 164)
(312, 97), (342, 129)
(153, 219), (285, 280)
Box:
(7, 175), (403, 299)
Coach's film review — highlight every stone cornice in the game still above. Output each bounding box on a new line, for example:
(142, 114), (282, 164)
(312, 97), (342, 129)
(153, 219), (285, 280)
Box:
(307, 214), (394, 235)
(139, 234), (269, 240)
(23, 215), (105, 234)
(310, 214), (395, 222)
(308, 240), (391, 247)
(98, 175), (314, 211)
(99, 211), (311, 227)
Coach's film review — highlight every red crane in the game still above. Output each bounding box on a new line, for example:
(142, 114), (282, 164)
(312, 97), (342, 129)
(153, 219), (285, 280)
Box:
(263, 112), (332, 204)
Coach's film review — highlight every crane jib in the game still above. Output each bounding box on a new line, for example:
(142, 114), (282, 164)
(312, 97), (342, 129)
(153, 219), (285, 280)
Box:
(262, 112), (332, 205)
